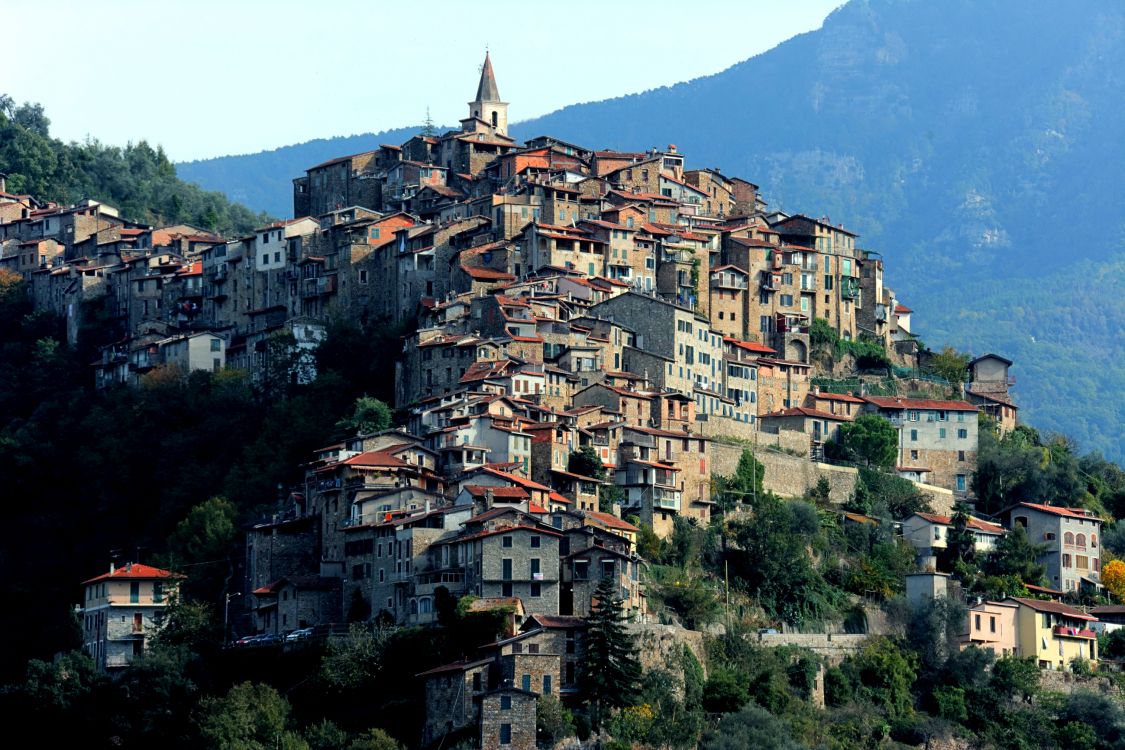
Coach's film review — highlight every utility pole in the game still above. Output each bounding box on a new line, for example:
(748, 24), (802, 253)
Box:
(224, 592), (243, 643)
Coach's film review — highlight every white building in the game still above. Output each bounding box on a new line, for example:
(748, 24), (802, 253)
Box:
(78, 563), (183, 671)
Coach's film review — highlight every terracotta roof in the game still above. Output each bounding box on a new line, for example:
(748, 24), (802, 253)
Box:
(462, 485), (529, 500)
(761, 406), (849, 421)
(83, 563), (184, 585)
(813, 391), (865, 403)
(462, 265), (516, 281)
(1007, 597), (1096, 621)
(723, 337), (776, 355)
(862, 396), (978, 412)
(913, 512), (1006, 535)
(523, 614), (587, 630)
(586, 511), (638, 532)
(894, 304), (913, 314)
(1004, 502), (1101, 521)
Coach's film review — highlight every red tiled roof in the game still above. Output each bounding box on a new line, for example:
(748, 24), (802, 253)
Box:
(723, 337), (776, 355)
(1008, 502), (1101, 521)
(813, 391), (865, 403)
(1008, 597), (1096, 621)
(548, 491), (573, 506)
(586, 511), (638, 532)
(463, 485), (529, 499)
(761, 406), (850, 421)
(862, 396), (978, 412)
(913, 512), (1006, 535)
(83, 563), (184, 585)
(462, 265), (516, 281)
(895, 304), (913, 314)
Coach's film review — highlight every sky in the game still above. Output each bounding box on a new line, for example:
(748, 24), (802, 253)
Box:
(5, 0), (842, 163)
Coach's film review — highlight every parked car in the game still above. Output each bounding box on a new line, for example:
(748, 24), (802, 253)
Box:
(234, 634), (259, 646)
(285, 627), (314, 642)
(256, 633), (284, 646)
(757, 628), (780, 635)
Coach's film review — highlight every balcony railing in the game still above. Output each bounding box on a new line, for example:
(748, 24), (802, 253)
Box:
(1053, 625), (1097, 639)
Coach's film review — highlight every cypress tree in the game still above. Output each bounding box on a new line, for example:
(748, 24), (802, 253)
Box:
(581, 577), (641, 726)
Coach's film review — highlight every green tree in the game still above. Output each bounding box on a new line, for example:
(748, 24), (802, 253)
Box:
(161, 496), (238, 601)
(346, 728), (403, 750)
(700, 703), (805, 750)
(835, 413), (898, 468)
(582, 577), (642, 725)
(980, 525), (1047, 586)
(716, 450), (765, 510)
(196, 681), (304, 750)
(929, 347), (970, 396)
(536, 695), (575, 747)
(336, 395), (393, 437)
(567, 445), (606, 479)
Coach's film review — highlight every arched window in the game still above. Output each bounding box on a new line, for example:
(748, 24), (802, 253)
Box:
(1064, 532), (1074, 546)
(420, 598), (432, 614)
(1076, 534), (1086, 549)
(1092, 534), (1098, 548)
(409, 599), (418, 615)
(1062, 554), (1071, 568)
(491, 111), (498, 127)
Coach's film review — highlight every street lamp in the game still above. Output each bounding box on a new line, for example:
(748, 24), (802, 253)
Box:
(224, 592), (243, 643)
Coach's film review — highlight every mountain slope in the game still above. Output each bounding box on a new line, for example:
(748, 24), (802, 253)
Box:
(177, 127), (431, 217)
(174, 0), (1125, 459)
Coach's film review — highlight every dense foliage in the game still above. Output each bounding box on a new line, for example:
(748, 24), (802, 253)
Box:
(0, 94), (270, 235)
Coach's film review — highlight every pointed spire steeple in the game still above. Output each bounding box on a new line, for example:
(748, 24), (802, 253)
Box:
(474, 52), (501, 103)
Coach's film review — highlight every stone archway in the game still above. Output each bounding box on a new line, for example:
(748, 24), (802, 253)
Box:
(786, 338), (808, 363)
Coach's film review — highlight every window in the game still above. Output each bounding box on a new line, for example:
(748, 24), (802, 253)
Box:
(153, 582), (164, 603)
(908, 410), (919, 422)
(130, 582), (140, 603)
(502, 559), (513, 580)
(910, 429), (918, 442)
(958, 450), (966, 462)
(473, 673), (482, 691)
(1062, 554), (1071, 568)
(990, 617), (996, 633)
(574, 561), (589, 580)
(500, 695), (512, 710)
(502, 582), (513, 596)
(500, 723), (512, 745)
(543, 675), (552, 694)
(1092, 534), (1098, 548)
(502, 535), (513, 548)
(910, 450), (919, 461)
(530, 535), (540, 548)
(956, 475), (966, 491)
(939, 428), (947, 439)
(522, 674), (532, 692)
(359, 270), (368, 284)
(1076, 534), (1086, 549)
(957, 429), (968, 439)
(1064, 532), (1074, 546)
(975, 614), (981, 630)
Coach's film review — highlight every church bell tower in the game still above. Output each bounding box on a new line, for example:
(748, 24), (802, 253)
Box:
(467, 52), (508, 137)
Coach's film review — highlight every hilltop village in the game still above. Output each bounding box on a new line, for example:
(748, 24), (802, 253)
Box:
(2, 56), (1115, 748)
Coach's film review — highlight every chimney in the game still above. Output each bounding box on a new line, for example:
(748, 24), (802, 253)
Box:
(109, 561), (115, 574)
(0, 173), (7, 193)
(484, 488), (495, 509)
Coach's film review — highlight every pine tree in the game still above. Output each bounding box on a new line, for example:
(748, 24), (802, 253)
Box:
(421, 107), (435, 137)
(582, 577), (641, 726)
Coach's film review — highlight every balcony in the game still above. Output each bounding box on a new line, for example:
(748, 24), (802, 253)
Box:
(652, 493), (681, 511)
(1053, 625), (1097, 639)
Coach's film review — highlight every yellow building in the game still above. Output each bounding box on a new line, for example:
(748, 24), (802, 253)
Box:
(1007, 597), (1098, 669)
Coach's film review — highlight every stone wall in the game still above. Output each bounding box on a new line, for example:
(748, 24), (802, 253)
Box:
(711, 441), (857, 505)
(710, 440), (951, 511)
(625, 623), (709, 691)
(914, 481), (955, 515)
(756, 632), (868, 664)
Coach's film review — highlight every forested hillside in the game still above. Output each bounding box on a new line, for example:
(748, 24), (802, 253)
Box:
(174, 0), (1125, 460)
(0, 95), (270, 235)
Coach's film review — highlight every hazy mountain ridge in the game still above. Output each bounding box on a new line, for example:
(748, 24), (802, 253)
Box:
(174, 0), (1125, 459)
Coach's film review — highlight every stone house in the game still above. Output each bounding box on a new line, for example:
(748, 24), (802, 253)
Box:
(79, 563), (183, 672)
(759, 406), (850, 460)
(861, 396), (979, 495)
(251, 575), (342, 635)
(998, 503), (1103, 594)
(965, 353), (1018, 434)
